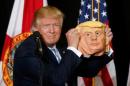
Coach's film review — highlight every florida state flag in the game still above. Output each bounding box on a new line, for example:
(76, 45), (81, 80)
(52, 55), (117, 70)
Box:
(0, 0), (47, 86)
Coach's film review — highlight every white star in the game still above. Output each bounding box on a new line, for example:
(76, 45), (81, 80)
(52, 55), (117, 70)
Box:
(77, 20), (80, 24)
(92, 17), (97, 21)
(94, 7), (98, 13)
(103, 2), (107, 7)
(101, 10), (107, 17)
(84, 13), (89, 19)
(87, 4), (91, 9)
(79, 9), (82, 15)
(81, 0), (85, 6)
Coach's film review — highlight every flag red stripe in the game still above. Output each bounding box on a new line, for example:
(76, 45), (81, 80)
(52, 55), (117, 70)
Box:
(83, 77), (93, 86)
(101, 67), (113, 86)
(1, 35), (12, 60)
(22, 0), (43, 32)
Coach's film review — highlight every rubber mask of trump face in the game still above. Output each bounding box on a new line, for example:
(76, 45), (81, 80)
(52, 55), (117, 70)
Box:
(76, 21), (109, 56)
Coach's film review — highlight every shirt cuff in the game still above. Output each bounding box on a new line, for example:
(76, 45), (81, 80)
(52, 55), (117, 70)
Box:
(107, 48), (113, 57)
(67, 47), (82, 57)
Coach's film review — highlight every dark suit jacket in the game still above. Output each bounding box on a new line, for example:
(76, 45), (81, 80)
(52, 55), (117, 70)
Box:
(13, 32), (112, 86)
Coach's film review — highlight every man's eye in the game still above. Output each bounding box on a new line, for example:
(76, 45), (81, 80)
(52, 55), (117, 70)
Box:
(41, 24), (50, 29)
(95, 31), (101, 36)
(54, 24), (60, 26)
(44, 24), (50, 26)
(54, 24), (61, 28)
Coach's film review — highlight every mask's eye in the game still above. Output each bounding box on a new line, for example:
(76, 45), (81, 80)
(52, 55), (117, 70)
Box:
(85, 32), (92, 38)
(95, 31), (102, 37)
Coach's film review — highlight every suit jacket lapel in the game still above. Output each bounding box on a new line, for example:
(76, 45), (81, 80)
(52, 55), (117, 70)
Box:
(46, 48), (59, 64)
(57, 46), (67, 59)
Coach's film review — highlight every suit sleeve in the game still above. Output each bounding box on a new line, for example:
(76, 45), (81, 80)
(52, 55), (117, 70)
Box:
(13, 36), (43, 86)
(75, 54), (113, 77)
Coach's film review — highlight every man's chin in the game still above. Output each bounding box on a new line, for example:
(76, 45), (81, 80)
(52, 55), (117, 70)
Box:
(90, 49), (105, 56)
(46, 43), (56, 47)
(90, 49), (103, 53)
(90, 48), (101, 52)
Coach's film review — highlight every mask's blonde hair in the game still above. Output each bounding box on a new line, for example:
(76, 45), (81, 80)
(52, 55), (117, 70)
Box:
(76, 21), (106, 32)
(33, 6), (64, 27)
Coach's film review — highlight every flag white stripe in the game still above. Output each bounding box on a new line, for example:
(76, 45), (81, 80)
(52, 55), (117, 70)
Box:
(43, 0), (48, 6)
(0, 61), (6, 86)
(7, 0), (24, 37)
(106, 60), (117, 86)
(78, 76), (85, 86)
(127, 64), (130, 86)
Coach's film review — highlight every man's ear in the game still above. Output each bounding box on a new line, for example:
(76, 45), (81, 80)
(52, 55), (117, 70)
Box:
(32, 26), (38, 31)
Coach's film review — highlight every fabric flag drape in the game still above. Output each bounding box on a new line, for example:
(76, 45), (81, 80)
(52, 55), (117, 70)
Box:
(0, 0), (47, 86)
(127, 64), (130, 86)
(77, 0), (117, 86)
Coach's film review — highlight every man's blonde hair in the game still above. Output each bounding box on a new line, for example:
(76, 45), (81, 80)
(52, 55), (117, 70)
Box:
(33, 6), (64, 26)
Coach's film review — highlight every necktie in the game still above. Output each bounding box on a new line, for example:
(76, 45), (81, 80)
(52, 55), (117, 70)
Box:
(51, 48), (61, 63)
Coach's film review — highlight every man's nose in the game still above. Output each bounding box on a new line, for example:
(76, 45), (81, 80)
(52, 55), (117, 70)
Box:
(50, 25), (55, 33)
(91, 34), (97, 40)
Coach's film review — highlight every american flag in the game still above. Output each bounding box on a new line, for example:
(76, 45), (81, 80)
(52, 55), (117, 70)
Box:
(78, 0), (108, 24)
(77, 0), (117, 86)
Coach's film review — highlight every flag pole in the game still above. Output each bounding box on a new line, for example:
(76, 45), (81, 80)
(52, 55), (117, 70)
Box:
(92, 0), (94, 20)
(98, 0), (100, 21)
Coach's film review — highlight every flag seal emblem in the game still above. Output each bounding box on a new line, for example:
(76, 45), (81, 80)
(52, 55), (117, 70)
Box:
(2, 32), (32, 86)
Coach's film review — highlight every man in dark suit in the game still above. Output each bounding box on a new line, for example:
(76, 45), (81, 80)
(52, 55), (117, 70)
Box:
(13, 6), (113, 86)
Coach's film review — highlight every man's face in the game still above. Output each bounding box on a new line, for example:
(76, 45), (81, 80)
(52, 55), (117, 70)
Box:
(80, 27), (106, 53)
(36, 18), (62, 47)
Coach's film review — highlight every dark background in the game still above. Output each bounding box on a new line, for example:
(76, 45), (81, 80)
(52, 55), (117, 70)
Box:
(0, 0), (130, 86)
